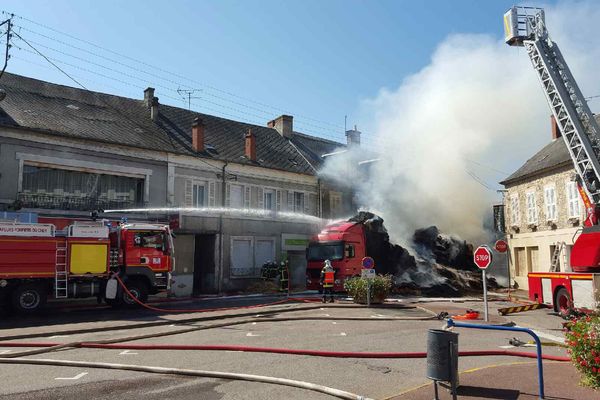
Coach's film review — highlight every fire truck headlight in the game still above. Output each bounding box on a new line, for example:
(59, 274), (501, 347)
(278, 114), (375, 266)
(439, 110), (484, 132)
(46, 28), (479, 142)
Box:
(0, 280), (7, 288)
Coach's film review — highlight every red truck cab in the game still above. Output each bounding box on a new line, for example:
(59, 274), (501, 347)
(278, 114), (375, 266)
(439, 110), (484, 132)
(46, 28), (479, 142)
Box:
(306, 221), (366, 292)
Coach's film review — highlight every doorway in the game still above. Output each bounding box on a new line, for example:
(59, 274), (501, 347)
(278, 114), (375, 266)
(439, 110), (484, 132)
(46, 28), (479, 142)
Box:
(287, 251), (307, 290)
(193, 234), (216, 295)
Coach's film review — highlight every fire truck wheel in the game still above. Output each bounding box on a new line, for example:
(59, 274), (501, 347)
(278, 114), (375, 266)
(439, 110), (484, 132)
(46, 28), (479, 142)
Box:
(11, 284), (47, 313)
(122, 280), (149, 306)
(555, 288), (573, 319)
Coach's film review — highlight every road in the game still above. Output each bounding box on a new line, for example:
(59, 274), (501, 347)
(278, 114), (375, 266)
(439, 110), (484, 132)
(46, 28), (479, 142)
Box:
(0, 294), (571, 400)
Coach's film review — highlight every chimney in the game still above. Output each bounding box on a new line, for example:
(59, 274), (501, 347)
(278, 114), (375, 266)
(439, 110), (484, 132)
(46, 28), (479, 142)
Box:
(267, 115), (293, 138)
(150, 97), (159, 122)
(551, 115), (561, 139)
(345, 125), (361, 146)
(245, 128), (256, 161)
(144, 87), (155, 107)
(192, 117), (205, 152)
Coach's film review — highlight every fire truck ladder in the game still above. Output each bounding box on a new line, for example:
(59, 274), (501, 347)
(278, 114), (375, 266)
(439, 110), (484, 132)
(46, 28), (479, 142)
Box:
(550, 241), (565, 272)
(55, 241), (68, 299)
(506, 7), (600, 205)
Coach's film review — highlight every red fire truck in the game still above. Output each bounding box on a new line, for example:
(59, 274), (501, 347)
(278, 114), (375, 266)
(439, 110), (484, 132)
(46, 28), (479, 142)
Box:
(505, 7), (600, 316)
(0, 220), (174, 313)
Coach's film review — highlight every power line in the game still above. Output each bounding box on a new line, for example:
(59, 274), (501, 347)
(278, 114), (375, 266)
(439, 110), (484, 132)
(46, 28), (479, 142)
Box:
(11, 25), (346, 139)
(7, 12), (346, 130)
(10, 31), (223, 173)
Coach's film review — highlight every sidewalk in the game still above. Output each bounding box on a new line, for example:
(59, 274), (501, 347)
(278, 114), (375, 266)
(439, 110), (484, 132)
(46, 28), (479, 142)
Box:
(388, 361), (598, 399)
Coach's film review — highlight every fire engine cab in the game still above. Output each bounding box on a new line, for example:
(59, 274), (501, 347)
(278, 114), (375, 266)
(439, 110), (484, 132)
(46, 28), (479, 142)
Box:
(0, 219), (173, 313)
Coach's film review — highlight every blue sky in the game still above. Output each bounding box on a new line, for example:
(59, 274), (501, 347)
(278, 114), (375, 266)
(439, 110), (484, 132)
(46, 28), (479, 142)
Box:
(0, 0), (555, 145)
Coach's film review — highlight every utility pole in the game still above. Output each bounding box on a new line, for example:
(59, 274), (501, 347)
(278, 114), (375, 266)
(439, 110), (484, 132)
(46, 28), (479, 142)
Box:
(0, 13), (13, 81)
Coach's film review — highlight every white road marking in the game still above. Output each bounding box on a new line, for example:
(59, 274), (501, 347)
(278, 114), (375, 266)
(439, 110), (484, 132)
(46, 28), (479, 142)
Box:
(499, 345), (515, 349)
(55, 372), (88, 380)
(319, 308), (326, 310)
(246, 332), (260, 337)
(332, 322), (337, 325)
(252, 322), (257, 325)
(48, 335), (70, 339)
(119, 349), (138, 355)
(340, 332), (347, 336)
(514, 326), (566, 344)
(0, 350), (11, 354)
(321, 313), (330, 317)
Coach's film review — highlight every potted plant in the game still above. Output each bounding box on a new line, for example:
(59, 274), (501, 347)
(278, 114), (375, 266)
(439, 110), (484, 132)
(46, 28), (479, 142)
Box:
(344, 274), (392, 304)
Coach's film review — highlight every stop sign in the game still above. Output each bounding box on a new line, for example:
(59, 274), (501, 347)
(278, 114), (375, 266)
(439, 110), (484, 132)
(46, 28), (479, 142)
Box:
(494, 240), (508, 253)
(474, 246), (493, 269)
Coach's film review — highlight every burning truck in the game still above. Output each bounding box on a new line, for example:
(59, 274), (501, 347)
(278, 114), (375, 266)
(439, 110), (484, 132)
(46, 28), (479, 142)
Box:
(306, 212), (496, 296)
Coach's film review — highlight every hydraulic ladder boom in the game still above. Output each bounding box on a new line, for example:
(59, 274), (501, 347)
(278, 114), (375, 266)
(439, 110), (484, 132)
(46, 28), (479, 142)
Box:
(504, 7), (600, 224)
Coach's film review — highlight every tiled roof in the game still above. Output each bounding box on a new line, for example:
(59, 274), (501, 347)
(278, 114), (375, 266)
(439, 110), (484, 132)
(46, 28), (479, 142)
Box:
(501, 115), (600, 185)
(0, 73), (317, 175)
(291, 132), (346, 168)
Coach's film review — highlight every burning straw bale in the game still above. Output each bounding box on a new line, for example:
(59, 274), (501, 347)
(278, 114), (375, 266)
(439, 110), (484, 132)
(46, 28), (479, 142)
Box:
(349, 211), (496, 296)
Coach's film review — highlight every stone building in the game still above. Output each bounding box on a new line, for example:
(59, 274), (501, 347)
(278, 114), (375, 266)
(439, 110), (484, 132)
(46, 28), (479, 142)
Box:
(500, 116), (600, 289)
(0, 72), (355, 295)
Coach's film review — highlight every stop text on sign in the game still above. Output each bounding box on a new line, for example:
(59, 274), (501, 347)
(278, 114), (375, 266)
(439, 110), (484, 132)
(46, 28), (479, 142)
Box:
(474, 246), (493, 269)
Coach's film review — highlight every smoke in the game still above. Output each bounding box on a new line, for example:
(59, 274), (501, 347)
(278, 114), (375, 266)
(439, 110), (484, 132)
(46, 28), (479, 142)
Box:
(322, 1), (600, 247)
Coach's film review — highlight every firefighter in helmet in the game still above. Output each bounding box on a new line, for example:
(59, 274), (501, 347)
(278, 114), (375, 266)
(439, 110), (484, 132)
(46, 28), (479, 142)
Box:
(320, 259), (335, 303)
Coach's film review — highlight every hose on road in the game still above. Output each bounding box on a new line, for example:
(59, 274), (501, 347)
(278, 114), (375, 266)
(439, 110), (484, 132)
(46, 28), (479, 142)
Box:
(0, 341), (571, 361)
(0, 357), (373, 400)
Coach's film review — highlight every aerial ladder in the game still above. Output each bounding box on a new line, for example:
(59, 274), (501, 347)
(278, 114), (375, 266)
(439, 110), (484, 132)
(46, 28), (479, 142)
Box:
(504, 6), (600, 316)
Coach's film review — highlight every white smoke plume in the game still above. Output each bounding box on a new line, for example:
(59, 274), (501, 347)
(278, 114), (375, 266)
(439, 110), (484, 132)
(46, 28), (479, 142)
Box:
(323, 1), (600, 247)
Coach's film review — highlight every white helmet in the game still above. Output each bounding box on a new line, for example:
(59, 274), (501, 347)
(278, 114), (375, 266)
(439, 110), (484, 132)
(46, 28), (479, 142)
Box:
(324, 259), (332, 268)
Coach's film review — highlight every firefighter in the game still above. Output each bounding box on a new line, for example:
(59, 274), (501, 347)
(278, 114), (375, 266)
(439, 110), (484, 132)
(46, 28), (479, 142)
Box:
(320, 259), (335, 303)
(279, 260), (289, 292)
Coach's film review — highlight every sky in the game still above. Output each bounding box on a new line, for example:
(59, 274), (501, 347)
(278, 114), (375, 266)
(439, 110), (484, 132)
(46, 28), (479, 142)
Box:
(3, 0), (599, 202)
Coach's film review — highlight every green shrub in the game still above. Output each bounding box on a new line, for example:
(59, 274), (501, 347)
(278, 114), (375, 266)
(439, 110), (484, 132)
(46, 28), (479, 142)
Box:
(564, 314), (600, 388)
(344, 275), (392, 304)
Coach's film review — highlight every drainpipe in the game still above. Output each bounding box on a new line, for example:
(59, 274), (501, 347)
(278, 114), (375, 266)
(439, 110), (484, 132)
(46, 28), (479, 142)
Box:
(218, 161), (228, 294)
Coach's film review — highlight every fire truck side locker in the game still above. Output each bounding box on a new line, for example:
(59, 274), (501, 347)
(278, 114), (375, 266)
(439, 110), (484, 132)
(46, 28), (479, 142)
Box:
(528, 272), (600, 315)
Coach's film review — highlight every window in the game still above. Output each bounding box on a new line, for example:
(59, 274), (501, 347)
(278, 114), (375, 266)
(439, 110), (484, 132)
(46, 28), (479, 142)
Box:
(526, 191), (538, 224)
(229, 184), (243, 208)
(294, 192), (305, 212)
(510, 194), (520, 225)
(329, 191), (342, 217)
(544, 186), (557, 221)
(307, 242), (344, 261)
(20, 165), (143, 210)
(264, 189), (275, 211)
(566, 181), (580, 218)
(192, 182), (206, 207)
(133, 231), (166, 251)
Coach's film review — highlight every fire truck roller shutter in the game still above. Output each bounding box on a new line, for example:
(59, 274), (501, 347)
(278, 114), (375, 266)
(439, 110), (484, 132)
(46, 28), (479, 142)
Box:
(69, 244), (109, 274)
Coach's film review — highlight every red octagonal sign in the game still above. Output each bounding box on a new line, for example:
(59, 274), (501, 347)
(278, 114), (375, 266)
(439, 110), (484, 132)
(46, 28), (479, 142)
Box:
(474, 246), (493, 270)
(494, 240), (508, 253)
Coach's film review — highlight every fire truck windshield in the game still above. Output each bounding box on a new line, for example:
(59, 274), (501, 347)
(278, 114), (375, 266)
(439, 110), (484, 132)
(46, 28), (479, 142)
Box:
(307, 242), (344, 261)
(133, 231), (169, 252)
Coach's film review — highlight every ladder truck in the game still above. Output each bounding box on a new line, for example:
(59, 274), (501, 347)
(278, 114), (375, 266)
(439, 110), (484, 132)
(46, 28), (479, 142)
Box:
(505, 6), (600, 316)
(0, 220), (174, 314)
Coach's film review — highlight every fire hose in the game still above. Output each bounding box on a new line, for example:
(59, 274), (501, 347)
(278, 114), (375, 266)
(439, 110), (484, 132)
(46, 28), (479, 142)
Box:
(0, 357), (372, 400)
(0, 341), (571, 361)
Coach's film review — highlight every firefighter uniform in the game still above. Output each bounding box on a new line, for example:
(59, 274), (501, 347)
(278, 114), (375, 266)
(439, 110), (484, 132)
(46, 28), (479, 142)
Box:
(320, 259), (335, 303)
(279, 260), (289, 292)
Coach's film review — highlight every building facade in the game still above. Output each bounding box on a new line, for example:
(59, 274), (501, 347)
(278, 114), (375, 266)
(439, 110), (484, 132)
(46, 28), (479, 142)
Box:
(0, 73), (356, 296)
(500, 116), (600, 289)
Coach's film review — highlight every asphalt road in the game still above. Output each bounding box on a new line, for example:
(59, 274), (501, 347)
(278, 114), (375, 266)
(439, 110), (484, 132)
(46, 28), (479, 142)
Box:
(0, 294), (570, 400)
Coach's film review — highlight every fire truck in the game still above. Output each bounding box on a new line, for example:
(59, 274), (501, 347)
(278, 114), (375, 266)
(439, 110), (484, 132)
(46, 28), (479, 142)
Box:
(0, 219), (173, 313)
(505, 7), (600, 316)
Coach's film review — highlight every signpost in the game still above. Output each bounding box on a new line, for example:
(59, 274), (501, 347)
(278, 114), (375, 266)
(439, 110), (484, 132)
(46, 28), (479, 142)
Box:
(474, 246), (493, 321)
(362, 257), (375, 307)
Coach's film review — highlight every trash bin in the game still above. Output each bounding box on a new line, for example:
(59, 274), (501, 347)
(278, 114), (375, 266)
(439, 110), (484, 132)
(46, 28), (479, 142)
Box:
(427, 328), (459, 382)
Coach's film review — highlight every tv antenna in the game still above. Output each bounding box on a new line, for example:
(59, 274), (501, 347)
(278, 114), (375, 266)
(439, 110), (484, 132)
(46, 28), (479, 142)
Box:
(177, 88), (202, 110)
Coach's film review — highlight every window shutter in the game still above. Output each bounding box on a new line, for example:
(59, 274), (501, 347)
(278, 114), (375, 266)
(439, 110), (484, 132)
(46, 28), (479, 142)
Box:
(184, 179), (192, 207)
(308, 193), (317, 216)
(244, 186), (251, 208)
(303, 192), (309, 214)
(208, 181), (216, 207)
(287, 191), (294, 211)
(225, 183), (231, 207)
(276, 190), (282, 211)
(257, 187), (264, 209)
